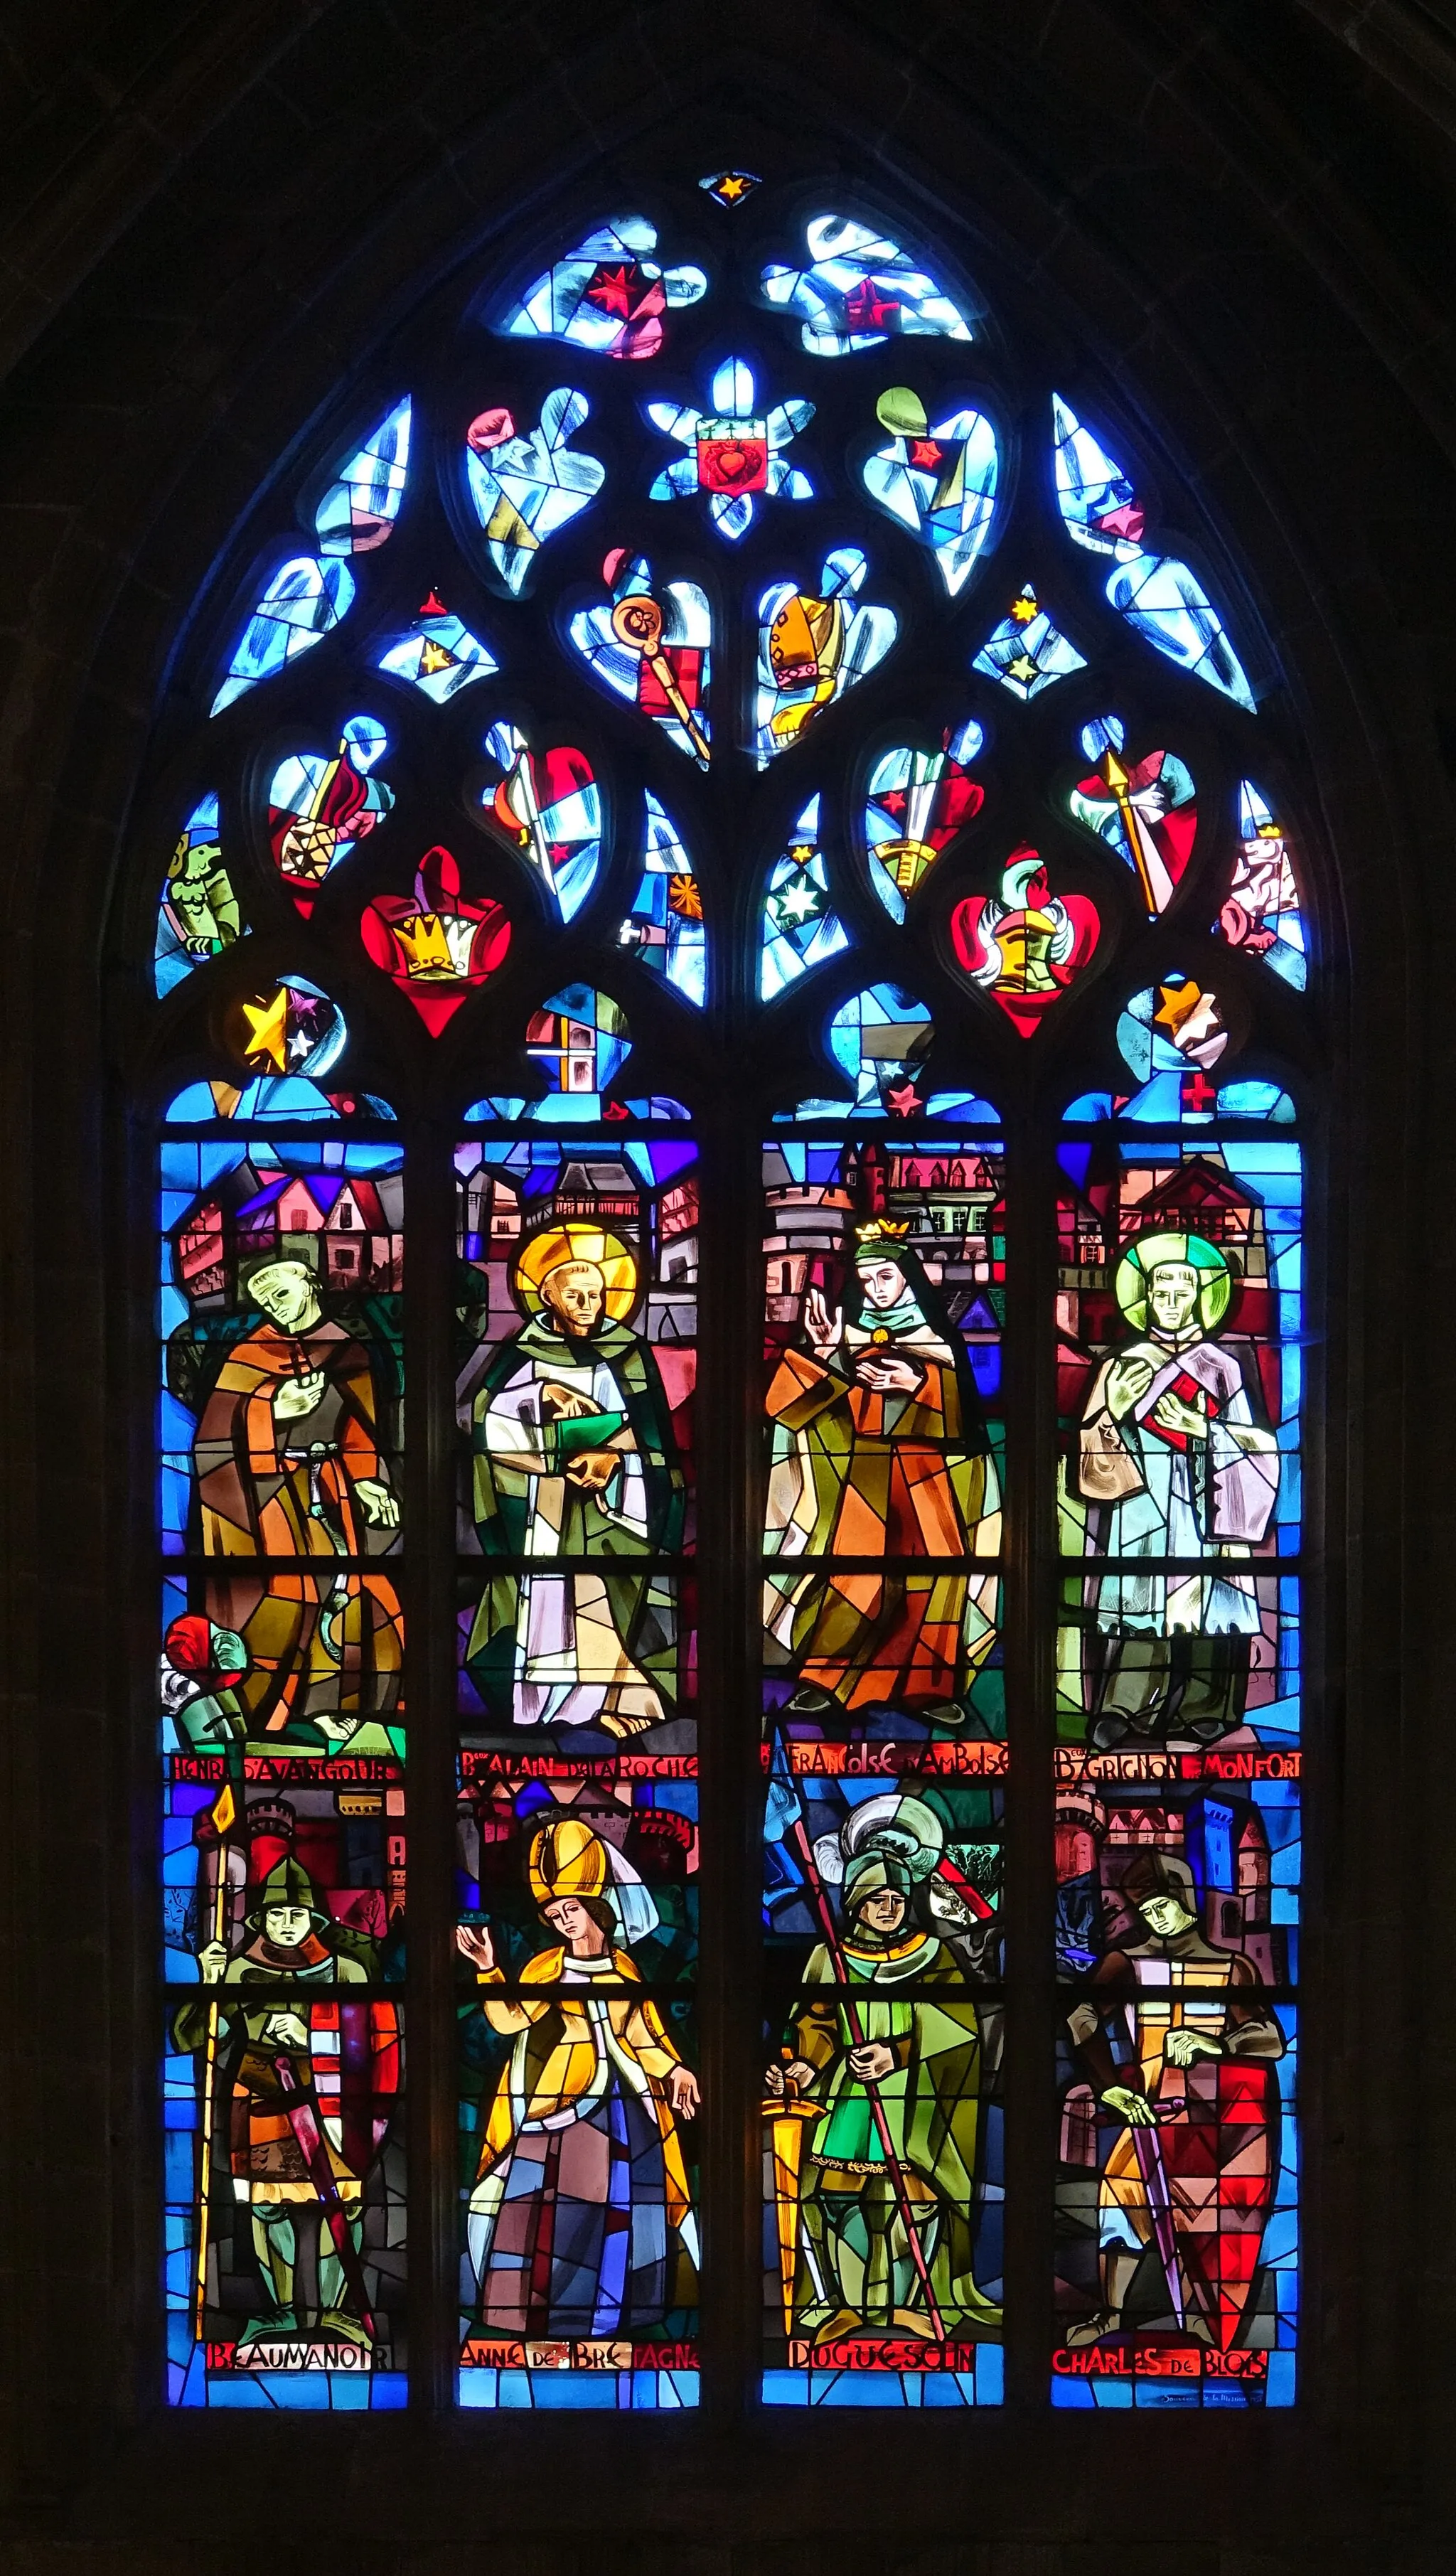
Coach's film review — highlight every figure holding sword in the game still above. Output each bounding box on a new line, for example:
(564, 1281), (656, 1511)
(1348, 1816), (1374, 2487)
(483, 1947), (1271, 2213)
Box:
(1064, 1851), (1283, 2351)
(173, 1856), (399, 2357)
(764, 1740), (1000, 2348)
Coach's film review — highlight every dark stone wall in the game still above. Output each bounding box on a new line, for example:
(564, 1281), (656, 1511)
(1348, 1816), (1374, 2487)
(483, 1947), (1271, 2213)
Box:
(1, 4), (1453, 2567)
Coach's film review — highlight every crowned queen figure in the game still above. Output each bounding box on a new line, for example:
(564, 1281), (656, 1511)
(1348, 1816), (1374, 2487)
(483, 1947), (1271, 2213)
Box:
(764, 1217), (1001, 1721)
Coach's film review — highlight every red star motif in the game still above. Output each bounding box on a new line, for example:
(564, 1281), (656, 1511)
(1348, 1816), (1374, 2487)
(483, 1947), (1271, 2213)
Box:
(885, 1079), (924, 1116)
(586, 263), (641, 319)
(909, 439), (944, 469)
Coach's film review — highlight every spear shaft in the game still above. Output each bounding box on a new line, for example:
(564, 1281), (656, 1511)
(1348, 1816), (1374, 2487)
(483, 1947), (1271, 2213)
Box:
(782, 1796), (948, 2340)
(191, 1835), (231, 2343)
(1105, 752), (1172, 918)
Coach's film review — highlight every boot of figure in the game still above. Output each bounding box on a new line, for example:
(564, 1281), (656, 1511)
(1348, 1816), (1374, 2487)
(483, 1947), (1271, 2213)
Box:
(318, 2216), (372, 2348)
(240, 2206), (298, 2345)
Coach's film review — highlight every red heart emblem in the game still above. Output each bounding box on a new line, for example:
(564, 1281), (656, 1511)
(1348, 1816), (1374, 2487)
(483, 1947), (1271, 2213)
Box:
(360, 845), (510, 1034)
(950, 845), (1099, 1037)
(699, 435), (768, 494)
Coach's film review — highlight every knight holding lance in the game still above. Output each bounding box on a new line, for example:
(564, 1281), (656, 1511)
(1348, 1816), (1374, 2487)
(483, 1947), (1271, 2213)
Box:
(173, 1856), (399, 2356)
(765, 1823), (999, 2347)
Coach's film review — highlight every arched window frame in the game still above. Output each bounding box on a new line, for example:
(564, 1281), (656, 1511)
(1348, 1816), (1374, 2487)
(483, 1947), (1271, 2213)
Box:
(121, 162), (1329, 2426)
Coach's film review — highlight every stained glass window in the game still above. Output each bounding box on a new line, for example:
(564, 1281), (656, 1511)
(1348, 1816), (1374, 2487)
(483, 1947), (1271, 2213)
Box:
(141, 172), (1311, 2417)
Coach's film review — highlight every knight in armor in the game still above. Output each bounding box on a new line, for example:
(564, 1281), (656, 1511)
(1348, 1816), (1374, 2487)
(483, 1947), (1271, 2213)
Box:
(1065, 1850), (1283, 2350)
(172, 1857), (400, 2353)
(767, 1849), (1000, 2344)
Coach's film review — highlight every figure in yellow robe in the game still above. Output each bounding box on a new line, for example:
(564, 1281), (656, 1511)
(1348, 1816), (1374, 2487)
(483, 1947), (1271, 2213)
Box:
(456, 1819), (700, 2342)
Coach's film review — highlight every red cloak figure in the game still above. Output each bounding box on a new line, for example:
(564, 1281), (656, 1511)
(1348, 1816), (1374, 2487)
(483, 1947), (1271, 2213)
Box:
(1065, 1851), (1283, 2357)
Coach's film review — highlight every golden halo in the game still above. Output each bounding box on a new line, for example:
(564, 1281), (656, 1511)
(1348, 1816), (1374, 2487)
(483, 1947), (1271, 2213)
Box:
(513, 1222), (639, 1322)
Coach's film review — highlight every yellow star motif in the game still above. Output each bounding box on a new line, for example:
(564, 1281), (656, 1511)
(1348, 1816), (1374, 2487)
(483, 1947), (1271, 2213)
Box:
(705, 169), (759, 205)
(240, 985), (289, 1071)
(419, 638), (455, 677)
(1010, 589), (1039, 625)
(1007, 651), (1041, 687)
(1154, 977), (1209, 1040)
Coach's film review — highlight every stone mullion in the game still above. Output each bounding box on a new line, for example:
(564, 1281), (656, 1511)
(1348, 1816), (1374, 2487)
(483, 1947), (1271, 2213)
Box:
(404, 1116), (460, 2410)
(1000, 1105), (1059, 2411)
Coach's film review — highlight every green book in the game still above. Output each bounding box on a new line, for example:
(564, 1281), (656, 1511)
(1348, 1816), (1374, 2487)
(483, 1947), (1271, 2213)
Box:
(547, 1408), (626, 1466)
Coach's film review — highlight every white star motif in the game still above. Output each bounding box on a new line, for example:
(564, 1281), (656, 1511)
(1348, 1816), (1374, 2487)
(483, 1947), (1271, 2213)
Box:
(774, 880), (823, 926)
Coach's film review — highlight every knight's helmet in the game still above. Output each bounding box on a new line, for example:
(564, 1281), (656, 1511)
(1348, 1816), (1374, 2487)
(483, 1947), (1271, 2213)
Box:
(998, 907), (1057, 994)
(250, 1854), (327, 1928)
(843, 1850), (914, 1915)
(996, 854), (1059, 995)
(1120, 1848), (1198, 1916)
(528, 1817), (610, 1910)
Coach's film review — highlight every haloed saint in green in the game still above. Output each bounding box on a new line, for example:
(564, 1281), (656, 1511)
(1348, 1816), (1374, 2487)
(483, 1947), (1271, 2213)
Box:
(466, 1222), (684, 1737)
